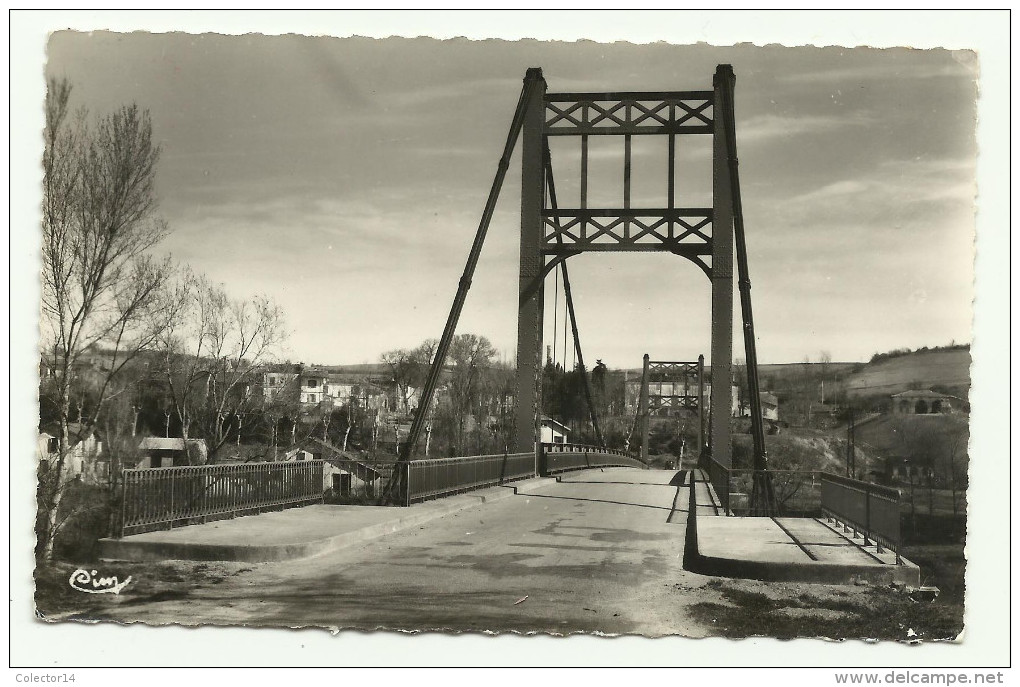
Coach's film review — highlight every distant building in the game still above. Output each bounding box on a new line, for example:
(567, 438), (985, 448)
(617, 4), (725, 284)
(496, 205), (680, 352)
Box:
(323, 376), (391, 412)
(891, 390), (965, 416)
(261, 364), (300, 402)
(540, 416), (570, 444)
(740, 391), (780, 421)
(37, 422), (105, 484)
(135, 437), (208, 468)
(299, 368), (329, 406)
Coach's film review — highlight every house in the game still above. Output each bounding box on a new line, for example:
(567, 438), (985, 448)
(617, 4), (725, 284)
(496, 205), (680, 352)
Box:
(281, 447), (316, 462)
(891, 389), (965, 415)
(262, 364), (300, 402)
(299, 368), (329, 406)
(307, 439), (386, 497)
(324, 455), (384, 497)
(741, 391), (780, 421)
(135, 437), (208, 468)
(540, 416), (570, 444)
(37, 422), (105, 483)
(323, 376), (392, 412)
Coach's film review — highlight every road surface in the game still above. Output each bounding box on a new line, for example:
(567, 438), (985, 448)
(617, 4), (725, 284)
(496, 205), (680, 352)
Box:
(99, 468), (717, 636)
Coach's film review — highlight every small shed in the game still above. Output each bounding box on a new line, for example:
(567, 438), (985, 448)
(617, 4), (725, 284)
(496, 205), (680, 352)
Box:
(136, 437), (208, 468)
(539, 416), (571, 444)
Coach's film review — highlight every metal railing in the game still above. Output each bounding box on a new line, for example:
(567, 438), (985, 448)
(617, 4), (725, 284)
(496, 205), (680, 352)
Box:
(700, 455), (732, 514)
(540, 442), (647, 474)
(821, 473), (903, 563)
(120, 461), (324, 536)
(405, 452), (536, 505)
(727, 469), (823, 517)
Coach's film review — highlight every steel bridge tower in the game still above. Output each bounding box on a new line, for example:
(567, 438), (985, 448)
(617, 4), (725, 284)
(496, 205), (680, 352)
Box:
(393, 64), (772, 513)
(512, 66), (736, 477)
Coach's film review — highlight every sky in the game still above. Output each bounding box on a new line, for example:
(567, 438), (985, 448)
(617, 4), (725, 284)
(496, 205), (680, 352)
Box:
(43, 33), (979, 369)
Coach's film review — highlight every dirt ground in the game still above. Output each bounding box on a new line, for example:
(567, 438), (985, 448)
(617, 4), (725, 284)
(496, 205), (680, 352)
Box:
(35, 555), (963, 642)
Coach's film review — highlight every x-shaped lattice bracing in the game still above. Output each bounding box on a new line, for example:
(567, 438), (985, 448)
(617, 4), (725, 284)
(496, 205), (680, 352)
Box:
(544, 94), (714, 134)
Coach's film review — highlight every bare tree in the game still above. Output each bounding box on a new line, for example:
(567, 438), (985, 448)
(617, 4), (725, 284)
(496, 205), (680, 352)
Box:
(156, 271), (287, 461)
(446, 334), (497, 455)
(37, 79), (172, 561)
(381, 348), (417, 414)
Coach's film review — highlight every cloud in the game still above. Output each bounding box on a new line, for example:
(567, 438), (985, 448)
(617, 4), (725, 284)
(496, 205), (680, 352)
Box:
(738, 111), (875, 146)
(787, 156), (975, 210)
(776, 56), (978, 85)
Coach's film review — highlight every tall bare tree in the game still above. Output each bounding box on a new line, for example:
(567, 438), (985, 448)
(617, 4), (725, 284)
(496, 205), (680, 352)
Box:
(156, 271), (287, 461)
(381, 338), (439, 414)
(446, 334), (496, 454)
(38, 78), (172, 561)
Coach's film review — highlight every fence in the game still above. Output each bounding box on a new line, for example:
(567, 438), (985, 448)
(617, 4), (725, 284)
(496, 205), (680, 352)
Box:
(541, 442), (647, 474)
(405, 452), (536, 505)
(821, 473), (902, 562)
(727, 469), (823, 517)
(700, 455), (732, 514)
(120, 461), (324, 536)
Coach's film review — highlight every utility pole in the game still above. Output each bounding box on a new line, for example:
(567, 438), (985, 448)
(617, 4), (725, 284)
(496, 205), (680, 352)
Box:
(846, 403), (856, 478)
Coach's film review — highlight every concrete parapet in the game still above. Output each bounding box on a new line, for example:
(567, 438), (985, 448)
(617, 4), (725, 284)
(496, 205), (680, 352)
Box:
(100, 476), (559, 563)
(683, 478), (920, 586)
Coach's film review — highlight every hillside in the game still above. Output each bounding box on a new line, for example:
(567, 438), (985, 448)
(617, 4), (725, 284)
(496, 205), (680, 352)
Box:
(844, 348), (971, 398)
(733, 428), (881, 476)
(851, 413), (970, 459)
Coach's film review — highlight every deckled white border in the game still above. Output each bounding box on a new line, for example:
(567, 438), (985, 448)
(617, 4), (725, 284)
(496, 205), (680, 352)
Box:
(8, 9), (1010, 671)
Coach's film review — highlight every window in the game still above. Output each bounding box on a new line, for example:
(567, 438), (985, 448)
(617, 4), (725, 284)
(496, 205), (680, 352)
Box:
(333, 473), (352, 497)
(268, 376), (276, 385)
(307, 379), (318, 388)
(47, 437), (59, 453)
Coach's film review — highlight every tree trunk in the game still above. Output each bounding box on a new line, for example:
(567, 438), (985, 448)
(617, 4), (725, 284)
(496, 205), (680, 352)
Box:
(39, 391), (73, 562)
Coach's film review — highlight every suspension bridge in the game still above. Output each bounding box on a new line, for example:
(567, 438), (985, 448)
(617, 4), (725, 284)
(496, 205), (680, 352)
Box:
(98, 67), (919, 631)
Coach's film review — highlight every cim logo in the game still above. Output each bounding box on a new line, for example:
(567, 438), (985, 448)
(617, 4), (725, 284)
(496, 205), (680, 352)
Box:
(68, 569), (132, 595)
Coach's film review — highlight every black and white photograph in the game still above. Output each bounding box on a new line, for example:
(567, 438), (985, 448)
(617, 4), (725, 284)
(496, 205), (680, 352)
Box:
(10, 10), (1010, 672)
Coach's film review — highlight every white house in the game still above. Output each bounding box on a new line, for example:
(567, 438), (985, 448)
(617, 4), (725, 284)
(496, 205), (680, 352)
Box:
(539, 416), (571, 444)
(740, 391), (780, 421)
(37, 422), (104, 483)
(283, 445), (385, 497)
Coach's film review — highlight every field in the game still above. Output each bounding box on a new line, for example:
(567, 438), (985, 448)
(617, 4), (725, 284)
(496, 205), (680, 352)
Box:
(844, 349), (971, 397)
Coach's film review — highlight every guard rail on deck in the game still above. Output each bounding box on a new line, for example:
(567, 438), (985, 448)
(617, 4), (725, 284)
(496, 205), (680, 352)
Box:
(701, 455), (732, 514)
(697, 456), (904, 563)
(540, 442), (647, 474)
(405, 453), (536, 505)
(120, 461), (324, 537)
(821, 473), (902, 563)
(727, 469), (823, 517)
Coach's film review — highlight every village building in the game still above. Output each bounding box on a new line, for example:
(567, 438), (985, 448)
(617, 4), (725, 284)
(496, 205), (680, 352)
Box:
(740, 391), (780, 421)
(299, 368), (329, 406)
(539, 416), (570, 444)
(890, 389), (966, 416)
(323, 375), (392, 412)
(135, 437), (209, 468)
(261, 364), (300, 402)
(37, 422), (105, 484)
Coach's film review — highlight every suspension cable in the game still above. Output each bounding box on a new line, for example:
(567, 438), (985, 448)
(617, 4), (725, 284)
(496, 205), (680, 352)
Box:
(544, 142), (605, 448)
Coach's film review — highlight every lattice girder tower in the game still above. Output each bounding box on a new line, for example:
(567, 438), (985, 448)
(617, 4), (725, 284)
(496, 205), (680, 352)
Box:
(513, 65), (737, 478)
(635, 355), (706, 463)
(392, 64), (772, 513)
